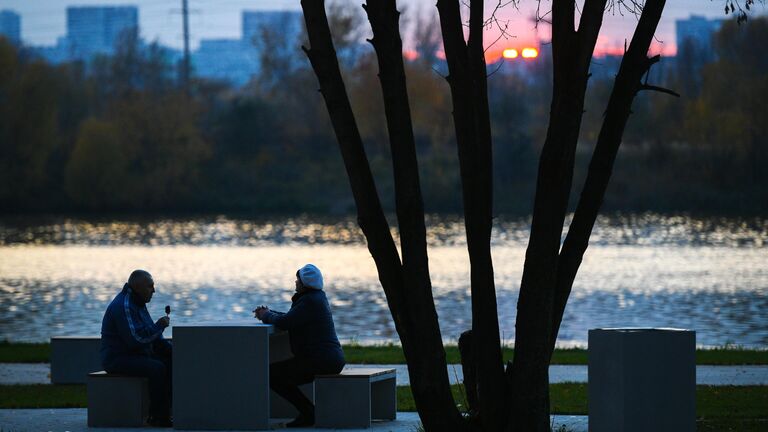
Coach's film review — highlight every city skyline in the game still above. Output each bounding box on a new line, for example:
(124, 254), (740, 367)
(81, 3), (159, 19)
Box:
(2, 0), (763, 57)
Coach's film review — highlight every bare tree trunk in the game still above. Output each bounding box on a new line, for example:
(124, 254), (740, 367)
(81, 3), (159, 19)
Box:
(298, 0), (403, 330)
(550, 0), (671, 356)
(507, 0), (607, 430)
(436, 1), (506, 429)
(299, 1), (465, 429)
(362, 1), (466, 429)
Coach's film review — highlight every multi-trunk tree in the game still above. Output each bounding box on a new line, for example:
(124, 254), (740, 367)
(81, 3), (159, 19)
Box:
(299, 0), (675, 430)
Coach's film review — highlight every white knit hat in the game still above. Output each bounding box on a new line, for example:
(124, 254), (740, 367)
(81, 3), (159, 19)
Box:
(298, 264), (324, 290)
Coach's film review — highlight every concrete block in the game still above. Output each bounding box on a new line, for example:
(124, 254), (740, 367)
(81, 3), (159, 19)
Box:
(588, 328), (696, 432)
(371, 377), (396, 420)
(50, 336), (102, 384)
(87, 372), (149, 427)
(50, 336), (173, 384)
(316, 377), (371, 428)
(315, 368), (397, 429)
(173, 322), (273, 430)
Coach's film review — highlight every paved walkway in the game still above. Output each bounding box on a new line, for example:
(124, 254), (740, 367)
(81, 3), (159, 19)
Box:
(2, 363), (767, 386)
(0, 409), (589, 431)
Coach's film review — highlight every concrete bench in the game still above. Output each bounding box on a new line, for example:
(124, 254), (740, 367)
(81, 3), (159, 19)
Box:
(50, 336), (103, 384)
(51, 336), (178, 384)
(87, 371), (149, 427)
(315, 368), (396, 428)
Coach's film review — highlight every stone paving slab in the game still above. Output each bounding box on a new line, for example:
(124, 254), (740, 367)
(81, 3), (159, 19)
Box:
(0, 363), (49, 385)
(0, 409), (588, 432)
(344, 364), (768, 386)
(3, 363), (767, 386)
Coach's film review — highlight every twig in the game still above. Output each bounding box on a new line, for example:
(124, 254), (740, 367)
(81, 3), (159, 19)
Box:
(639, 83), (680, 97)
(487, 58), (506, 78)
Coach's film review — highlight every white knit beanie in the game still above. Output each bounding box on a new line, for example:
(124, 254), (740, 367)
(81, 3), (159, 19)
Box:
(298, 264), (324, 290)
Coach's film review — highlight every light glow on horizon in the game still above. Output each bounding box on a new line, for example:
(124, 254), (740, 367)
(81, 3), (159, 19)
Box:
(521, 47), (539, 59)
(502, 48), (519, 59)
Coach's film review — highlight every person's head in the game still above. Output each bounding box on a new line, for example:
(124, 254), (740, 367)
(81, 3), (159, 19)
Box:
(128, 270), (155, 303)
(295, 264), (323, 293)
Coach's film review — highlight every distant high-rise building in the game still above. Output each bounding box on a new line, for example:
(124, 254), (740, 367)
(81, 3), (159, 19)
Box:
(0, 10), (21, 45)
(193, 39), (257, 86)
(674, 15), (724, 90)
(66, 6), (139, 59)
(192, 10), (303, 87)
(675, 15), (723, 55)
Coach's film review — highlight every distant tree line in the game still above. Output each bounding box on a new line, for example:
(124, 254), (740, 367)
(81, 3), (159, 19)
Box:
(0, 14), (765, 215)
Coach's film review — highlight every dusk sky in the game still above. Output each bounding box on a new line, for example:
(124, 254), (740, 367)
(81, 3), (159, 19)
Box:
(2, 0), (764, 57)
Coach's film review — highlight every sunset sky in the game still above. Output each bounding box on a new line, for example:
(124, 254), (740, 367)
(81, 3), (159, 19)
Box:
(3, 0), (764, 58)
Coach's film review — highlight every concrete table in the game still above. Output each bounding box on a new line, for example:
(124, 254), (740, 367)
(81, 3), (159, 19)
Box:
(173, 322), (274, 430)
(588, 328), (696, 432)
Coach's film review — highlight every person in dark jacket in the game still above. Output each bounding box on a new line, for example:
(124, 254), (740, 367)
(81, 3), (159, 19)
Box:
(254, 264), (345, 428)
(101, 270), (173, 427)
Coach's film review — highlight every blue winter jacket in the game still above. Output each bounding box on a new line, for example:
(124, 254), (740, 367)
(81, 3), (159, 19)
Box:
(262, 289), (345, 371)
(100, 284), (171, 369)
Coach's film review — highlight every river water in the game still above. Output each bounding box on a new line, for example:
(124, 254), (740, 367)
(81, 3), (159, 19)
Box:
(0, 214), (766, 347)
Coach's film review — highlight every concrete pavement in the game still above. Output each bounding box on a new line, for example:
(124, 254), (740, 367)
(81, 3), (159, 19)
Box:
(3, 363), (767, 386)
(0, 409), (589, 432)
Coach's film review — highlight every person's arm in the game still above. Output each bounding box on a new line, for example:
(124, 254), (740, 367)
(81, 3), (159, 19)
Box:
(261, 297), (315, 330)
(112, 297), (165, 349)
(255, 307), (284, 320)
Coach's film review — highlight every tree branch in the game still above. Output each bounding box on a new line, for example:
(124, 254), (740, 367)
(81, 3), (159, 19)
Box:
(550, 0), (669, 359)
(299, 1), (405, 328)
(639, 83), (681, 97)
(438, 0), (506, 428)
(363, 3), (464, 427)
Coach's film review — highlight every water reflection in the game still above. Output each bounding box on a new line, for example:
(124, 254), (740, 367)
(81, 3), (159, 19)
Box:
(0, 215), (766, 346)
(1, 214), (766, 247)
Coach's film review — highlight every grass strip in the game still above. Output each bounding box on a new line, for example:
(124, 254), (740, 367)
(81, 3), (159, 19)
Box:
(0, 384), (86, 409)
(695, 419), (768, 432)
(1, 384), (766, 424)
(2, 341), (766, 365)
(396, 384), (768, 417)
(0, 342), (50, 363)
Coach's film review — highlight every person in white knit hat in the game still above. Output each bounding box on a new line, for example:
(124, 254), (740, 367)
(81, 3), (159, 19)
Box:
(254, 264), (345, 428)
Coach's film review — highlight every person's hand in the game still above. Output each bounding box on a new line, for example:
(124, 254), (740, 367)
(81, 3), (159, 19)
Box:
(253, 306), (269, 320)
(156, 316), (170, 329)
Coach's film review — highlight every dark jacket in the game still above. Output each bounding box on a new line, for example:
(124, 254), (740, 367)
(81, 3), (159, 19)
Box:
(100, 284), (171, 369)
(262, 289), (345, 370)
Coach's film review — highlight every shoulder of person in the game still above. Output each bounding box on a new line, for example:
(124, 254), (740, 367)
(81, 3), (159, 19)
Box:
(295, 290), (324, 305)
(308, 289), (328, 299)
(108, 291), (126, 308)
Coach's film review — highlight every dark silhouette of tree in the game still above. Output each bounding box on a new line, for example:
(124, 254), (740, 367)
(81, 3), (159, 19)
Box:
(298, 0), (682, 430)
(0, 38), (64, 211)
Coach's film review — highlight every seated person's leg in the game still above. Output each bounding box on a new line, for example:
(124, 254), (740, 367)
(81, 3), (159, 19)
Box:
(270, 357), (316, 419)
(106, 355), (171, 421)
(153, 352), (172, 417)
